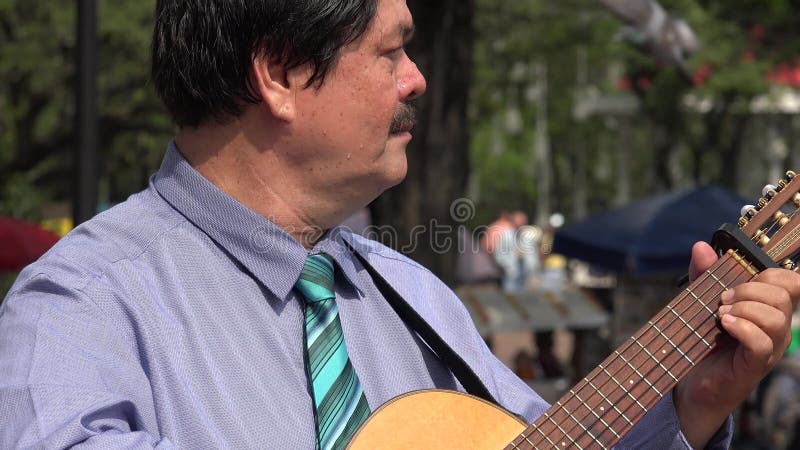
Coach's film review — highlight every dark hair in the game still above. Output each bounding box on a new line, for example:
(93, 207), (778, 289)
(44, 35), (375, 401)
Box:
(151, 0), (378, 128)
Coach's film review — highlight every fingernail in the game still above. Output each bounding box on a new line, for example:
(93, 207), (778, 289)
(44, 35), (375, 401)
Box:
(722, 314), (736, 325)
(721, 289), (734, 304)
(718, 305), (732, 316)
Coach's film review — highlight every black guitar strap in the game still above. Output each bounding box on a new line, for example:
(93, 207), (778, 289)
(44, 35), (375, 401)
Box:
(344, 241), (499, 406)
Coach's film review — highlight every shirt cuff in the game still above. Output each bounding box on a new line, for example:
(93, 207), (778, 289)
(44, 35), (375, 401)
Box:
(686, 414), (733, 450)
(616, 391), (733, 449)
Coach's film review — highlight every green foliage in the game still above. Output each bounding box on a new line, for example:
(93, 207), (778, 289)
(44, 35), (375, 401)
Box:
(471, 0), (800, 226)
(0, 0), (172, 223)
(3, 0), (800, 231)
(471, 0), (625, 223)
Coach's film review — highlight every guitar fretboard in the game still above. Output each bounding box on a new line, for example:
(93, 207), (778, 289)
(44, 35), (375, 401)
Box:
(507, 252), (753, 449)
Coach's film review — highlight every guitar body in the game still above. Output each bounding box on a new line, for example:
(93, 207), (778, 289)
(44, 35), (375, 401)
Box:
(347, 389), (526, 449)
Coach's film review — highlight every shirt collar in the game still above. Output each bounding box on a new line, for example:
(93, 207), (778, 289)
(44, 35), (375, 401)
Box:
(151, 141), (364, 301)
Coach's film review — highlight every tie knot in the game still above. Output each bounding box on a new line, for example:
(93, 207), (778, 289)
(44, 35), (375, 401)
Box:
(295, 253), (335, 303)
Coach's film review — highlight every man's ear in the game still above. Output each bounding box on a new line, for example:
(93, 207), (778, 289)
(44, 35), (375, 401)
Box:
(250, 54), (299, 122)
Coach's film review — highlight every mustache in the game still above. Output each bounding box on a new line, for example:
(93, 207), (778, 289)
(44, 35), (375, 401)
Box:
(389, 102), (417, 134)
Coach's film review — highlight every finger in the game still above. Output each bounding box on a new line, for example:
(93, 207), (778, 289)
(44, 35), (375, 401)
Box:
(720, 282), (793, 319)
(719, 314), (774, 372)
(718, 300), (790, 350)
(753, 268), (800, 310)
(689, 242), (717, 282)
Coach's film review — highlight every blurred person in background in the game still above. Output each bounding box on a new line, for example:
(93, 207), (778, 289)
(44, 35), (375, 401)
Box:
(482, 210), (540, 293)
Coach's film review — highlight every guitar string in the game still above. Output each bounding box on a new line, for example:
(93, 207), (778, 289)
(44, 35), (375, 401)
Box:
(520, 258), (745, 449)
(764, 210), (800, 260)
(517, 203), (794, 449)
(528, 197), (799, 447)
(554, 258), (750, 447)
(518, 256), (746, 449)
(535, 255), (755, 449)
(513, 260), (729, 448)
(750, 201), (797, 243)
(515, 262), (734, 449)
(747, 199), (799, 261)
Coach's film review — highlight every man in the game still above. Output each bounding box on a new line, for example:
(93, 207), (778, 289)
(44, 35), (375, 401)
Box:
(0, 1), (797, 448)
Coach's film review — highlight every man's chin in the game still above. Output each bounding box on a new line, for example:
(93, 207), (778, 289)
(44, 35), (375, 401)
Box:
(375, 153), (408, 189)
(383, 160), (408, 188)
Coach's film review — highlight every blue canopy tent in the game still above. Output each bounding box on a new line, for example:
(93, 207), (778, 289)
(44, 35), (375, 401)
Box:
(552, 185), (750, 275)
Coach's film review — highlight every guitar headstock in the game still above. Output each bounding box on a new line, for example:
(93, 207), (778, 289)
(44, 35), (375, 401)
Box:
(738, 170), (800, 270)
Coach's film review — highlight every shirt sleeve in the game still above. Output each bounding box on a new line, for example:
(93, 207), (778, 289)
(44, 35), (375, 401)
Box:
(615, 392), (733, 449)
(0, 274), (172, 449)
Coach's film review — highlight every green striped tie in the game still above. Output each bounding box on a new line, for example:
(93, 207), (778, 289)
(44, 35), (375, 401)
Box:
(295, 254), (370, 450)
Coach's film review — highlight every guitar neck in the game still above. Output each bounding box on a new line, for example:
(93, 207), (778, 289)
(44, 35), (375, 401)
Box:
(508, 251), (755, 449)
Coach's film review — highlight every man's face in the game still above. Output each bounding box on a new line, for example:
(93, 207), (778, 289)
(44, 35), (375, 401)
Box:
(285, 0), (426, 204)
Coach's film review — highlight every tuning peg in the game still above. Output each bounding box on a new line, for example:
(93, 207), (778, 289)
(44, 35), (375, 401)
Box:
(757, 197), (769, 210)
(738, 217), (749, 228)
(781, 259), (796, 270)
(762, 184), (778, 198)
(777, 179), (788, 191)
(772, 211), (792, 228)
(741, 205), (756, 218)
(787, 170), (797, 179)
(753, 229), (770, 246)
(774, 211), (791, 227)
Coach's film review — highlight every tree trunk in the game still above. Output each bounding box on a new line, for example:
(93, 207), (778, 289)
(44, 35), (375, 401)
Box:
(370, 0), (473, 285)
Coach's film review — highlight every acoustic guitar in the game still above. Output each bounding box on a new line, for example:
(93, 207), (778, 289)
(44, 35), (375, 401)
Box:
(347, 171), (800, 449)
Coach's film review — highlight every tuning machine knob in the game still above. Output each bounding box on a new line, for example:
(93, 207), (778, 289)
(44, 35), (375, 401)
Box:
(782, 259), (796, 270)
(762, 184), (778, 199)
(741, 205), (757, 218)
(773, 211), (791, 227)
(753, 229), (770, 246)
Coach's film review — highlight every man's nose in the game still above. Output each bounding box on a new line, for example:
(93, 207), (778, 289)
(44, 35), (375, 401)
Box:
(399, 59), (426, 102)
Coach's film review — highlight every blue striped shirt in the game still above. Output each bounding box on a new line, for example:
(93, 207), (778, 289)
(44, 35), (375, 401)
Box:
(0, 142), (730, 448)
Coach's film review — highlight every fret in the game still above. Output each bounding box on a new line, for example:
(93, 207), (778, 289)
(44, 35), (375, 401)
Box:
(565, 391), (617, 444)
(553, 401), (596, 444)
(648, 321), (695, 366)
(585, 379), (634, 426)
(683, 287), (717, 318)
(614, 350), (663, 398)
(543, 412), (583, 449)
(532, 417), (560, 449)
(598, 364), (647, 412)
(706, 269), (730, 291)
(665, 305), (713, 349)
(509, 252), (759, 450)
(501, 247), (774, 450)
(630, 336), (679, 382)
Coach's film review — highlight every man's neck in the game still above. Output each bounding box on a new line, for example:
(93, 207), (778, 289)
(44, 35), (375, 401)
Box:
(174, 123), (341, 250)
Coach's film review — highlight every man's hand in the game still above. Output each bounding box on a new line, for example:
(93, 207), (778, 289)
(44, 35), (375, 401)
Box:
(674, 242), (800, 448)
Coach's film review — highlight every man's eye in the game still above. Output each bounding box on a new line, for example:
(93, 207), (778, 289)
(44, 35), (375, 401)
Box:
(386, 47), (404, 58)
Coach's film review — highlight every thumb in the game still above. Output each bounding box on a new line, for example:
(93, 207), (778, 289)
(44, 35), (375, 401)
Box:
(688, 241), (718, 282)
